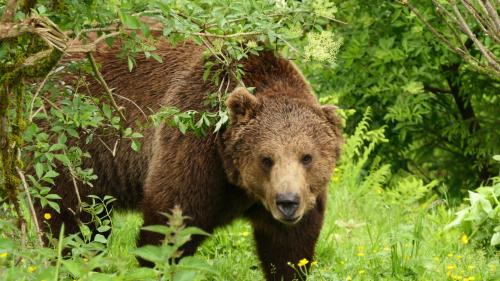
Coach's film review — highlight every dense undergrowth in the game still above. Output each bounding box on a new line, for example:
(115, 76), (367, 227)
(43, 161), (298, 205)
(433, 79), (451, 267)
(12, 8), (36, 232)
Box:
(1, 110), (498, 281)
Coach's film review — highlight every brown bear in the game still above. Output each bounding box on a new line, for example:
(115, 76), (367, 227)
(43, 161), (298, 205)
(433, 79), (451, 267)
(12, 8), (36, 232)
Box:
(37, 40), (342, 280)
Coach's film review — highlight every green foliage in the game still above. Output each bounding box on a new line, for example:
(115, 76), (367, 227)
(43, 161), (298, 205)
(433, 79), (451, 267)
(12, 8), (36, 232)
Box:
(302, 0), (500, 196)
(133, 206), (218, 280)
(334, 107), (390, 198)
(195, 116), (499, 281)
(447, 157), (500, 247)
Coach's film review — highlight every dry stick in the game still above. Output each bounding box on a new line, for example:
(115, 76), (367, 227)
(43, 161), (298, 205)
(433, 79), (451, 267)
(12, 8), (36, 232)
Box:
(113, 92), (147, 119)
(16, 167), (44, 247)
(28, 64), (56, 122)
(87, 52), (127, 121)
(451, 3), (500, 71)
(405, 1), (498, 76)
(69, 170), (82, 210)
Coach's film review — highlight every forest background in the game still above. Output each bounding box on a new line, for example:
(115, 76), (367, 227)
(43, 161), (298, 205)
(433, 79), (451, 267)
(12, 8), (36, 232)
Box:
(0, 0), (499, 280)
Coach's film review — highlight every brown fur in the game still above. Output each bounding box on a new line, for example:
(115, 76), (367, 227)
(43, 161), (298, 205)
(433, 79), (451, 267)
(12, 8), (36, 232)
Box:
(37, 40), (342, 281)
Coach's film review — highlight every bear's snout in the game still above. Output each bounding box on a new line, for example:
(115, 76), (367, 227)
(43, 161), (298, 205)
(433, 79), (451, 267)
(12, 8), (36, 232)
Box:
(275, 192), (300, 221)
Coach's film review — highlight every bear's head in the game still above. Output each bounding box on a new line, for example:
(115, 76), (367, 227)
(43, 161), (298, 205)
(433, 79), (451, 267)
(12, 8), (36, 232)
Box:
(222, 87), (342, 224)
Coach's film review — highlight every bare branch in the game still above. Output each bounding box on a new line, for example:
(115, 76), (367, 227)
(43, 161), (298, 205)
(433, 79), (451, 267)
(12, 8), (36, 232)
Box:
(16, 167), (44, 247)
(113, 92), (148, 119)
(480, 0), (500, 32)
(87, 52), (127, 121)
(450, 2), (500, 71)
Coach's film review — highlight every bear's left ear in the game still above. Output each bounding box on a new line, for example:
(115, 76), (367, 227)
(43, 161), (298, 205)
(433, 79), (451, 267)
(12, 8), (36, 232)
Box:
(226, 87), (259, 122)
(321, 105), (342, 134)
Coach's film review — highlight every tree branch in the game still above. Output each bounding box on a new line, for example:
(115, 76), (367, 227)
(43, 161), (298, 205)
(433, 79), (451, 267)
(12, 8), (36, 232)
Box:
(87, 52), (127, 121)
(450, 2), (500, 71)
(16, 167), (44, 247)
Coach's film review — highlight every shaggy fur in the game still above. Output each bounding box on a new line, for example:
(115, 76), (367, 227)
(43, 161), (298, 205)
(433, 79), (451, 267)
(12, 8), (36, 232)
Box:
(37, 40), (342, 281)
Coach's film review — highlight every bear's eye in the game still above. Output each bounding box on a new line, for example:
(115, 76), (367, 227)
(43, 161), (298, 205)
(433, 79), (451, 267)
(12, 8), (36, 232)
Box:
(261, 157), (274, 169)
(301, 154), (313, 165)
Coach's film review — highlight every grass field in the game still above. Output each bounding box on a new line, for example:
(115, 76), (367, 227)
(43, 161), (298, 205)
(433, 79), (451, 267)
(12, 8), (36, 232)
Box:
(103, 118), (500, 281)
(2, 119), (498, 281)
(107, 173), (499, 281)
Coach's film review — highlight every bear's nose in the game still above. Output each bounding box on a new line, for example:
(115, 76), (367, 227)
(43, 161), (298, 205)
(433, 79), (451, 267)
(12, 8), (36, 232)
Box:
(275, 192), (300, 220)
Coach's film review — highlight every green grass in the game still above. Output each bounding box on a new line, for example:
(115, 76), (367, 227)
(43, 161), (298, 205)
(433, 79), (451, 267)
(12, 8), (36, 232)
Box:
(108, 175), (499, 281)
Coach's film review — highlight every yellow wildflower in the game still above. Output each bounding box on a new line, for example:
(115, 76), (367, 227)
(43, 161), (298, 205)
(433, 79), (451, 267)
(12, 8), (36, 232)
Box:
(451, 275), (462, 280)
(447, 264), (456, 271)
(311, 261), (318, 266)
(28, 266), (37, 273)
(447, 253), (454, 258)
(346, 276), (352, 281)
(357, 252), (365, 257)
(456, 255), (462, 260)
(297, 258), (309, 267)
(358, 270), (365, 275)
(240, 231), (249, 237)
(463, 277), (475, 281)
(0, 252), (7, 258)
(461, 234), (469, 245)
(44, 213), (52, 220)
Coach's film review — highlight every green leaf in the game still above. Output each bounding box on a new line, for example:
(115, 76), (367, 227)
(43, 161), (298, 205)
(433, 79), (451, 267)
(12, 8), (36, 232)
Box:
(54, 154), (71, 166)
(97, 225), (111, 233)
(121, 12), (141, 29)
(45, 193), (62, 200)
(131, 140), (141, 152)
(44, 170), (59, 178)
(94, 234), (107, 244)
(491, 232), (500, 246)
(62, 260), (85, 278)
(35, 162), (44, 179)
(173, 271), (198, 281)
(128, 56), (134, 72)
(48, 200), (61, 213)
(179, 227), (210, 237)
(141, 225), (171, 235)
(133, 245), (174, 264)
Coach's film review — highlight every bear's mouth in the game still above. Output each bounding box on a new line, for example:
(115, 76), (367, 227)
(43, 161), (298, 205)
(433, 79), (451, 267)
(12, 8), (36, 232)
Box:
(278, 216), (302, 225)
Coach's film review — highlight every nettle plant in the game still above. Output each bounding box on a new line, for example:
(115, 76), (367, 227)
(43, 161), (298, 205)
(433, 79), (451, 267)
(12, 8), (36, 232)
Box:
(0, 0), (343, 279)
(447, 155), (500, 248)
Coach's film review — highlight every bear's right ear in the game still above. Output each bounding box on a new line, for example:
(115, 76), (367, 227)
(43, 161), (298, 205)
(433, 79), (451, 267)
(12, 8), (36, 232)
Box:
(226, 87), (259, 122)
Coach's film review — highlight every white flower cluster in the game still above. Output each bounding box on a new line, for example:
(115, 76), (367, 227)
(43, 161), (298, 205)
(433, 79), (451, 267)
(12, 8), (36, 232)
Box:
(304, 31), (343, 64)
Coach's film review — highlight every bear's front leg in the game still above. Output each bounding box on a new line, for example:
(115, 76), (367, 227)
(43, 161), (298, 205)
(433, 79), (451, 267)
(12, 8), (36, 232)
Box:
(249, 201), (325, 281)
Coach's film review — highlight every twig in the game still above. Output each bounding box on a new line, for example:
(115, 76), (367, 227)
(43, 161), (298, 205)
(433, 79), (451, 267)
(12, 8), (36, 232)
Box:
(192, 31), (261, 38)
(450, 3), (500, 71)
(87, 52), (127, 121)
(16, 167), (44, 247)
(113, 92), (147, 119)
(461, 0), (493, 40)
(28, 64), (61, 122)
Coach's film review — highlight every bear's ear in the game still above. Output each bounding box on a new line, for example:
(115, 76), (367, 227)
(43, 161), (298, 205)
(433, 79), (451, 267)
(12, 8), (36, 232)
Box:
(321, 105), (342, 134)
(226, 87), (259, 122)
